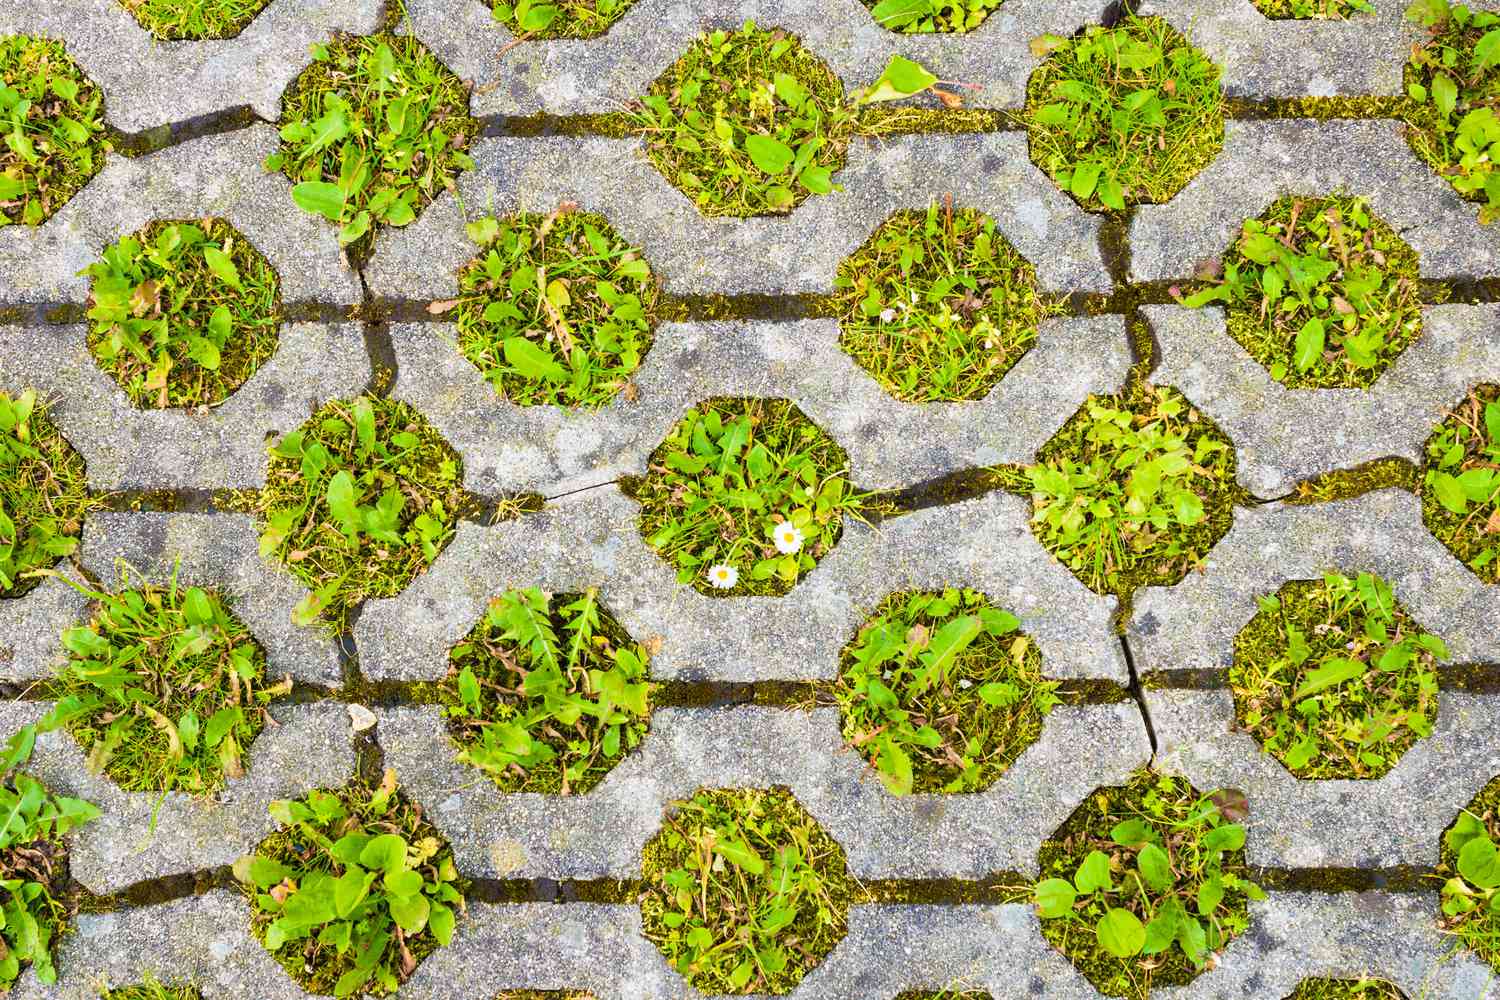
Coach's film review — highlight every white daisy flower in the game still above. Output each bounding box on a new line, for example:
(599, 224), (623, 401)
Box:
(707, 564), (738, 590)
(772, 522), (804, 555)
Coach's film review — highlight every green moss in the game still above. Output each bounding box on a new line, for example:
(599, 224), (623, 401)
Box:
(83, 218), (282, 408)
(117, 0), (273, 39)
(1281, 978), (1407, 1000)
(100, 976), (203, 1000)
(633, 21), (853, 217)
(491, 992), (595, 1000)
(438, 587), (653, 794)
(454, 210), (660, 408)
(833, 203), (1059, 402)
(0, 389), (89, 598)
(855, 107), (1016, 137)
(892, 991), (992, 1000)
(1287, 457), (1420, 505)
(1228, 572), (1444, 780)
(0, 36), (109, 226)
(258, 396), (465, 629)
(1420, 384), (1500, 583)
(1249, 0), (1374, 17)
(485, 0), (637, 38)
(1437, 773), (1500, 971)
(639, 786), (853, 994)
(1024, 17), (1224, 212)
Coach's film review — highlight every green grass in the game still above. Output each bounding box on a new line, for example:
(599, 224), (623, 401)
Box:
(1251, 0), (1374, 16)
(440, 587), (652, 794)
(267, 34), (478, 255)
(258, 396), (465, 630)
(487, 0), (638, 38)
(1281, 979), (1407, 1000)
(833, 203), (1059, 402)
(859, 0), (1002, 32)
(834, 588), (1058, 795)
(1025, 16), (1224, 212)
(632, 397), (866, 596)
(0, 36), (107, 227)
(1033, 771), (1259, 998)
(101, 976), (203, 1000)
(1024, 382), (1238, 599)
(454, 210), (659, 408)
(54, 572), (287, 794)
(633, 21), (854, 217)
(1228, 572), (1444, 780)
(1438, 774), (1500, 970)
(83, 218), (282, 409)
(0, 389), (89, 598)
(118, 0), (274, 39)
(639, 786), (852, 994)
(1421, 384), (1500, 583)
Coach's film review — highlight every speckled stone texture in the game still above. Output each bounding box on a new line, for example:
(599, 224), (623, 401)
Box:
(0, 0), (382, 133)
(1147, 303), (1500, 497)
(364, 133), (1113, 300)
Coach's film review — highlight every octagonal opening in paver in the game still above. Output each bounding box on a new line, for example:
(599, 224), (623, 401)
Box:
(1404, 3), (1500, 222)
(1281, 978), (1408, 1000)
(1436, 773), (1500, 974)
(834, 587), (1059, 795)
(84, 218), (283, 409)
(631, 397), (866, 597)
(1228, 571), (1445, 780)
(1024, 16), (1224, 212)
(1250, 0), (1374, 18)
(640, 785), (853, 994)
(438, 586), (653, 794)
(632, 21), (853, 218)
(235, 772), (467, 997)
(1023, 382), (1238, 599)
(270, 34), (478, 258)
(116, 0), (274, 40)
(833, 203), (1060, 403)
(1032, 770), (1260, 998)
(258, 395), (465, 630)
(102, 978), (203, 1000)
(0, 388), (89, 600)
(0, 35), (108, 227)
(453, 209), (661, 408)
(55, 572), (290, 794)
(482, 0), (640, 38)
(860, 0), (1003, 33)
(1179, 194), (1424, 389)
(1422, 383), (1500, 583)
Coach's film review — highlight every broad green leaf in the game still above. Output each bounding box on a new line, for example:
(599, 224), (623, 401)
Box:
(745, 134), (795, 175)
(202, 246), (242, 290)
(1293, 317), (1325, 370)
(857, 55), (939, 104)
(503, 337), (567, 381)
(1096, 907), (1146, 958)
(1137, 843), (1172, 891)
(1460, 835), (1500, 889)
(291, 181), (345, 222)
(1294, 656), (1367, 700)
(1075, 849), (1113, 894)
(713, 836), (766, 875)
(1034, 877), (1076, 918)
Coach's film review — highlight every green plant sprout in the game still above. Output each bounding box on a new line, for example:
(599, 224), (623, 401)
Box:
(1422, 384), (1500, 583)
(488, 0), (637, 38)
(0, 35), (107, 226)
(0, 389), (89, 599)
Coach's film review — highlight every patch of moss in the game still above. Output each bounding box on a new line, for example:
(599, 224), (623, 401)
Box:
(117, 0), (273, 39)
(833, 202), (1059, 402)
(83, 218), (282, 408)
(0, 35), (109, 226)
(454, 209), (660, 408)
(639, 786), (853, 994)
(1281, 978), (1407, 1000)
(1420, 384), (1500, 583)
(855, 107), (1015, 137)
(0, 389), (89, 599)
(1287, 457), (1420, 505)
(858, 0), (1002, 33)
(258, 396), (465, 629)
(485, 0), (637, 39)
(633, 21), (853, 217)
(1437, 773), (1500, 971)
(1250, 0), (1374, 18)
(101, 976), (203, 1000)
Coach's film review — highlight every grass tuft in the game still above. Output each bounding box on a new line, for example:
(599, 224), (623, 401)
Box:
(1280, 978), (1407, 1000)
(1250, 0), (1374, 17)
(1438, 773), (1500, 971)
(101, 975), (203, 1000)
(859, 0), (1003, 33)
(0, 389), (89, 598)
(486, 0), (637, 38)
(0, 36), (108, 227)
(1421, 384), (1500, 583)
(118, 0), (274, 39)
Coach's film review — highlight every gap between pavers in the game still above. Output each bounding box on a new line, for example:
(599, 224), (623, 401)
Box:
(1138, 0), (1416, 98)
(401, 0), (1110, 116)
(0, 0), (382, 134)
(0, 699), (354, 896)
(377, 700), (1148, 881)
(1145, 303), (1500, 498)
(355, 486), (1127, 685)
(1129, 119), (1500, 284)
(0, 323), (368, 491)
(0, 127), (360, 306)
(363, 132), (1112, 300)
(390, 316), (1131, 497)
(1150, 688), (1500, 870)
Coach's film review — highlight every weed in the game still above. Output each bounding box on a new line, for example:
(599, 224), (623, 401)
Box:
(833, 201), (1058, 402)
(118, 0), (274, 39)
(0, 389), (89, 599)
(639, 786), (852, 994)
(83, 218), (282, 408)
(1025, 17), (1223, 211)
(1177, 195), (1425, 389)
(632, 398), (866, 596)
(1421, 384), (1500, 583)
(259, 396), (465, 629)
(1251, 0), (1374, 16)
(1438, 774), (1500, 970)
(1034, 771), (1261, 997)
(235, 771), (467, 997)
(1024, 383), (1238, 598)
(491, 992), (595, 1000)
(892, 992), (993, 1000)
(267, 35), (477, 254)
(454, 209), (659, 408)
(1404, 0), (1500, 221)
(487, 0), (637, 38)
(1228, 572), (1445, 780)
(860, 0), (1002, 32)
(440, 587), (652, 794)
(1281, 979), (1407, 1000)
(101, 975), (203, 1000)
(633, 21), (853, 217)
(834, 588), (1058, 795)
(0, 36), (107, 226)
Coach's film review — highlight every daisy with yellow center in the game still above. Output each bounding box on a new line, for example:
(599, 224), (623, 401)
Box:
(707, 564), (739, 590)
